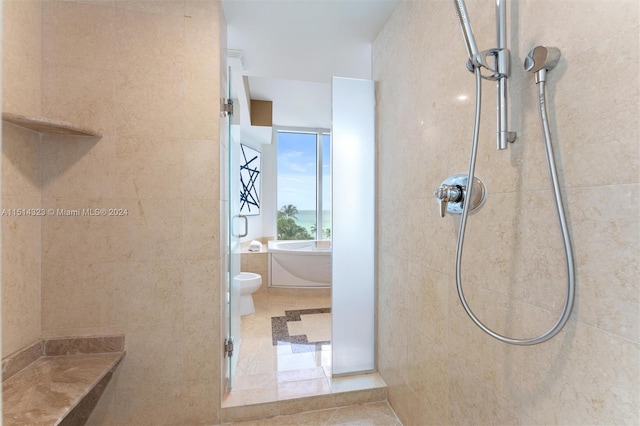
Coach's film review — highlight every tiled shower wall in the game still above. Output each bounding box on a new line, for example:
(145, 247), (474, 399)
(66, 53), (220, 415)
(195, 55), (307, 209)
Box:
(2, 0), (226, 424)
(2, 0), (42, 358)
(373, 0), (639, 424)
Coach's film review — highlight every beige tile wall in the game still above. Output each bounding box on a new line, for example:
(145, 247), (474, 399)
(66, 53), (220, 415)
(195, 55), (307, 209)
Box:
(373, 0), (639, 424)
(2, 0), (42, 117)
(2, 0), (225, 424)
(2, 0), (43, 357)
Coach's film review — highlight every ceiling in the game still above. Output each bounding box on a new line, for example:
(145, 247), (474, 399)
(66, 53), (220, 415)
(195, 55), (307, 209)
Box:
(222, 0), (398, 135)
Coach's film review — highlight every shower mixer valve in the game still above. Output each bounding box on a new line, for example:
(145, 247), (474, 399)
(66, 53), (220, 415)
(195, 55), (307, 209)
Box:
(434, 174), (486, 218)
(434, 185), (463, 218)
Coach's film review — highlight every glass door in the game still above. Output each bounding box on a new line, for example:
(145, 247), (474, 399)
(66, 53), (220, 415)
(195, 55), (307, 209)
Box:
(225, 66), (243, 391)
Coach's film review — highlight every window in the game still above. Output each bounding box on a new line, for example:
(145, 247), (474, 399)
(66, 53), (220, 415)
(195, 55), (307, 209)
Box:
(276, 130), (331, 241)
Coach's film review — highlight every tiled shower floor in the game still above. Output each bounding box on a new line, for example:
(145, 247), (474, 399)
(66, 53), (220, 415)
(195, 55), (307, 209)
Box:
(222, 289), (385, 407)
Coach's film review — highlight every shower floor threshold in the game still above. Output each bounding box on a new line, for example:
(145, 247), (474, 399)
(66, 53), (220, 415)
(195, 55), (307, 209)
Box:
(221, 372), (387, 423)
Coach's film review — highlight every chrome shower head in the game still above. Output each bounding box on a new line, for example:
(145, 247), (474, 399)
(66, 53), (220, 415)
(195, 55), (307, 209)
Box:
(525, 46), (561, 83)
(452, 0), (479, 61)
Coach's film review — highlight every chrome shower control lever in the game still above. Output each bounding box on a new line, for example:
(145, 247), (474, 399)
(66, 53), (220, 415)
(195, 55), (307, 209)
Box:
(434, 185), (463, 217)
(434, 174), (487, 217)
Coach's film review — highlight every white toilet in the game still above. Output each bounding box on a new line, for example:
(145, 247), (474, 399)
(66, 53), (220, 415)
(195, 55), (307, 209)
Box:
(235, 272), (262, 316)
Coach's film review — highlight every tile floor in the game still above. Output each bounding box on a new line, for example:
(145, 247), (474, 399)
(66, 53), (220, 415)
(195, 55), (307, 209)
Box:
(222, 289), (386, 408)
(227, 401), (402, 425)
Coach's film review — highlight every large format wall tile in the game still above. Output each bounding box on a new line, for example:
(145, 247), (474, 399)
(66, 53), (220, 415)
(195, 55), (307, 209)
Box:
(116, 0), (185, 16)
(42, 0), (117, 71)
(373, 1), (640, 424)
(115, 72), (185, 139)
(519, 318), (639, 425)
(10, 1), (226, 424)
(186, 78), (219, 140)
(2, 195), (41, 357)
(521, 5), (640, 190)
(1, 259), (41, 357)
(111, 198), (184, 262)
(42, 66), (116, 137)
(116, 5), (185, 79)
(41, 198), (118, 264)
(2, 125), (40, 198)
(41, 134), (115, 199)
(114, 136), (182, 199)
(183, 198), (219, 260)
(567, 184), (640, 341)
(1, 0), (42, 357)
(2, 0), (41, 116)
(183, 139), (219, 200)
(41, 260), (116, 331)
(185, 8), (221, 80)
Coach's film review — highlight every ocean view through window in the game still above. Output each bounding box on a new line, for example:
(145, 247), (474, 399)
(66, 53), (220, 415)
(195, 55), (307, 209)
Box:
(276, 130), (331, 240)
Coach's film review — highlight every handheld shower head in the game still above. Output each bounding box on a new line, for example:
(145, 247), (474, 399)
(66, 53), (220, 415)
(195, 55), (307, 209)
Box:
(525, 46), (561, 83)
(453, 0), (479, 61)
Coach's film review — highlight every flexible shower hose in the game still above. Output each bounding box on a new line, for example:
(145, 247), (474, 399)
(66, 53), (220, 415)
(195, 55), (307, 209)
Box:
(455, 68), (575, 345)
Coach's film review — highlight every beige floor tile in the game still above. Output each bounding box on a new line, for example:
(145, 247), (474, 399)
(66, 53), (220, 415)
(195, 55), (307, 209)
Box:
(232, 372), (275, 391)
(230, 292), (332, 403)
(237, 354), (274, 377)
(299, 313), (332, 342)
(286, 321), (306, 336)
(277, 367), (326, 384)
(276, 352), (320, 372)
(277, 378), (332, 400)
(225, 290), (393, 420)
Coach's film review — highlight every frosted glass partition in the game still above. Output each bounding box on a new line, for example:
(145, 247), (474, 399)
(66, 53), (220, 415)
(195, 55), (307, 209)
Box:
(331, 77), (375, 375)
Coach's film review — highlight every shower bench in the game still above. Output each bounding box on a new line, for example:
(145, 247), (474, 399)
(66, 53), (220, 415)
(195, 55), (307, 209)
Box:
(2, 336), (125, 426)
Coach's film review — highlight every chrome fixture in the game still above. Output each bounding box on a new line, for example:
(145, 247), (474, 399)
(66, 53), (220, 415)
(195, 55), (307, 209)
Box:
(452, 0), (516, 149)
(525, 45), (561, 83)
(447, 0), (575, 346)
(231, 214), (248, 238)
(434, 174), (486, 218)
(453, 0), (479, 60)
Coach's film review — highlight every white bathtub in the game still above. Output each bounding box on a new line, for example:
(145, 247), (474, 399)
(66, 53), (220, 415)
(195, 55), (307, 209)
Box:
(268, 240), (332, 288)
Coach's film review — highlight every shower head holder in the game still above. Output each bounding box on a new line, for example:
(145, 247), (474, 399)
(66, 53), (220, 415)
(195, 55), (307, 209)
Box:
(466, 48), (511, 81)
(525, 46), (561, 83)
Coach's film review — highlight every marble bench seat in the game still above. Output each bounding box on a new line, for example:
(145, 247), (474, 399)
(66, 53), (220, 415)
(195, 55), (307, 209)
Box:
(2, 336), (125, 426)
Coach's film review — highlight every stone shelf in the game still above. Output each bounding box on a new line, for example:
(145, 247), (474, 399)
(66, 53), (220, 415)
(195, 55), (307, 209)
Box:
(2, 336), (124, 426)
(2, 113), (102, 138)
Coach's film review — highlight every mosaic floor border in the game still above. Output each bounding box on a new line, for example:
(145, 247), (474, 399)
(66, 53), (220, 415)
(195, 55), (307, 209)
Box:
(271, 307), (331, 353)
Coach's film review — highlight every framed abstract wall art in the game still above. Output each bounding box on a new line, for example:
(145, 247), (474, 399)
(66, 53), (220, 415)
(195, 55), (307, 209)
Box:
(240, 144), (261, 215)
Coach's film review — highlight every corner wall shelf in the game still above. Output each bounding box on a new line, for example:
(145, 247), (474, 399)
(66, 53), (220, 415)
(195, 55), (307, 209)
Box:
(2, 112), (102, 138)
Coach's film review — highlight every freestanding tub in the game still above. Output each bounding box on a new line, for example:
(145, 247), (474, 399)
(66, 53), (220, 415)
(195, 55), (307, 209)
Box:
(268, 240), (331, 288)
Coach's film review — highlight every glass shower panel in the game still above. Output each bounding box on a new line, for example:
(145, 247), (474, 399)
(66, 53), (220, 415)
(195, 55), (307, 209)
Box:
(331, 77), (375, 375)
